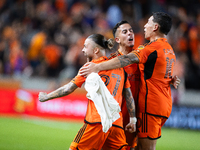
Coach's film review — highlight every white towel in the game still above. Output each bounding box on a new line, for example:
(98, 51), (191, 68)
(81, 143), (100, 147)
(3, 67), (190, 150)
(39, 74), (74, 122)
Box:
(85, 72), (121, 133)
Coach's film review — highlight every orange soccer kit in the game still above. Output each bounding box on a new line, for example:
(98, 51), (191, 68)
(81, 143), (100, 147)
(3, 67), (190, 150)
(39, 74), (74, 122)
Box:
(109, 49), (140, 148)
(70, 56), (130, 150)
(132, 38), (176, 139)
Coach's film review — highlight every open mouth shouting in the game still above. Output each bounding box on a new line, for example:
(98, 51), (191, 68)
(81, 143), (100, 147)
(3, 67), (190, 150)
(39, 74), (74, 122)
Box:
(129, 38), (133, 41)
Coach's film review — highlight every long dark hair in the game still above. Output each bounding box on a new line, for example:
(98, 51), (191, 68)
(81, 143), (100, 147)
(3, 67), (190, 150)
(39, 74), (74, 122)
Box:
(88, 34), (114, 50)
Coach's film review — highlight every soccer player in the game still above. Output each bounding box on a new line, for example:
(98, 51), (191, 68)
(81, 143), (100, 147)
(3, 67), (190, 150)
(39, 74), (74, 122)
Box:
(108, 20), (180, 150)
(38, 34), (137, 150)
(79, 12), (178, 150)
(108, 20), (140, 150)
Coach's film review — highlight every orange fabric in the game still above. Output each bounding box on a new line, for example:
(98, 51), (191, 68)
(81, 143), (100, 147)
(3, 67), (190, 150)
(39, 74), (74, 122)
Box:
(177, 37), (187, 52)
(189, 27), (200, 64)
(55, 0), (67, 12)
(132, 38), (176, 118)
(27, 32), (46, 60)
(71, 56), (130, 128)
(137, 112), (167, 139)
(108, 49), (140, 102)
(42, 44), (61, 68)
(70, 123), (128, 150)
(109, 50), (140, 148)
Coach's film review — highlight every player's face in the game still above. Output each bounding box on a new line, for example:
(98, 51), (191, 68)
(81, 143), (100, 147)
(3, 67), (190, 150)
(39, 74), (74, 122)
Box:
(82, 38), (95, 60)
(144, 16), (156, 40)
(116, 23), (134, 47)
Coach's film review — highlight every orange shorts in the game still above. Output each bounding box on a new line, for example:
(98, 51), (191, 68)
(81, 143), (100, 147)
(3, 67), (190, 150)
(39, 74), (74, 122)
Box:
(137, 112), (167, 139)
(70, 123), (128, 150)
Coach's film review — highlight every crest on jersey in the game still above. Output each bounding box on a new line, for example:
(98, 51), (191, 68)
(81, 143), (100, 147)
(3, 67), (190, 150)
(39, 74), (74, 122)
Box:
(137, 45), (145, 50)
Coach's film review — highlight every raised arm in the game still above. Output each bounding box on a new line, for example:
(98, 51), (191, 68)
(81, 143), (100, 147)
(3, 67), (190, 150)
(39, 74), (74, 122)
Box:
(79, 53), (139, 77)
(122, 87), (137, 133)
(38, 82), (78, 102)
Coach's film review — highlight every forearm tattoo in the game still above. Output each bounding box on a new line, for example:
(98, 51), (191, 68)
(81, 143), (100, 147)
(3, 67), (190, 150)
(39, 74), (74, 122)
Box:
(118, 53), (138, 68)
(47, 82), (78, 100)
(123, 88), (136, 117)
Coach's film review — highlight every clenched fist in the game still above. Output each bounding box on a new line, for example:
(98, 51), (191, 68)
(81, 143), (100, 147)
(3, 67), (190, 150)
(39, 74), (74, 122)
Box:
(125, 122), (136, 133)
(38, 92), (48, 102)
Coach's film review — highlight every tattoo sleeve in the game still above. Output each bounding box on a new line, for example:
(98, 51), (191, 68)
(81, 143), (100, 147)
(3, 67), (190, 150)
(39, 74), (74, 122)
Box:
(123, 87), (136, 117)
(118, 53), (139, 68)
(47, 82), (78, 100)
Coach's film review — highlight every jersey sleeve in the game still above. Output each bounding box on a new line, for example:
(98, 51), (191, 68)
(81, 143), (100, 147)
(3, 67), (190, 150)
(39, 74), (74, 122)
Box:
(131, 45), (149, 64)
(71, 74), (86, 88)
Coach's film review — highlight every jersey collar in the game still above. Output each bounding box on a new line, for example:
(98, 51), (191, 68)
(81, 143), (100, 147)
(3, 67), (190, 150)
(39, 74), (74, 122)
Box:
(91, 56), (108, 63)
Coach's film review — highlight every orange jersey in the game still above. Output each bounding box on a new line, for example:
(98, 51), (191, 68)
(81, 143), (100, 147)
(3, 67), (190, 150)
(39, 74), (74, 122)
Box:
(132, 38), (176, 118)
(109, 49), (140, 148)
(71, 56), (130, 128)
(109, 49), (140, 101)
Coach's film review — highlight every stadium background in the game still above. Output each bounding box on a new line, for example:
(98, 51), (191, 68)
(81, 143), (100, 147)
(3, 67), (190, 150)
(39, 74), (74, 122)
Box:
(0, 0), (200, 149)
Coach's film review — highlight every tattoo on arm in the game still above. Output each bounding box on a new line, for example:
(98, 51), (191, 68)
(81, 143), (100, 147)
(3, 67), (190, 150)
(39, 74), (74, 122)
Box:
(47, 82), (78, 100)
(123, 88), (136, 117)
(118, 53), (139, 68)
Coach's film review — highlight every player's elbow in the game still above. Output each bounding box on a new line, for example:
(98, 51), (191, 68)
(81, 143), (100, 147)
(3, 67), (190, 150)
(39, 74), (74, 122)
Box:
(128, 53), (139, 64)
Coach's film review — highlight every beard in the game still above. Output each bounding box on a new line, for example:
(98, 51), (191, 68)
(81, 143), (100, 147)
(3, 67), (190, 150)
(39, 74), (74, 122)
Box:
(129, 44), (134, 47)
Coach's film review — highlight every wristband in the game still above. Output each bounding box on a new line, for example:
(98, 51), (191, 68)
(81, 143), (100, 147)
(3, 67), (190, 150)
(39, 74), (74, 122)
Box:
(130, 117), (137, 124)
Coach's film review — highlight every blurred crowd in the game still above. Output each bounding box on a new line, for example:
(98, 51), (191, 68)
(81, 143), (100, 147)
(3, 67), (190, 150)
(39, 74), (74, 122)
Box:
(0, 0), (200, 89)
